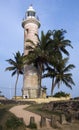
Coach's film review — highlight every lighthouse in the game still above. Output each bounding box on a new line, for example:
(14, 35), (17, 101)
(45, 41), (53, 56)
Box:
(22, 5), (40, 98)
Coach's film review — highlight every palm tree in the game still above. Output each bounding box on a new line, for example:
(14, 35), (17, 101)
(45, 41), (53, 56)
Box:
(25, 31), (52, 95)
(47, 29), (73, 60)
(43, 58), (75, 95)
(5, 51), (25, 99)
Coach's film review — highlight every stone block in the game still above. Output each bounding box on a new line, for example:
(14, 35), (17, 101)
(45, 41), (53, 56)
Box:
(60, 114), (67, 124)
(51, 115), (57, 128)
(40, 116), (46, 127)
(69, 114), (75, 123)
(28, 116), (37, 129)
(30, 116), (35, 125)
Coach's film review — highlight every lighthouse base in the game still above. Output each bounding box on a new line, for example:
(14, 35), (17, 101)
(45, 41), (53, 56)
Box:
(22, 88), (40, 99)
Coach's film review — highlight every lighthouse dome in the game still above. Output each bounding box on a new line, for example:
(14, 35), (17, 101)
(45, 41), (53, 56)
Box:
(27, 5), (35, 12)
(26, 5), (36, 17)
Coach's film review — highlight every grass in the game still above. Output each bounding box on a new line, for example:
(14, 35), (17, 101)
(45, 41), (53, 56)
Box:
(0, 104), (26, 130)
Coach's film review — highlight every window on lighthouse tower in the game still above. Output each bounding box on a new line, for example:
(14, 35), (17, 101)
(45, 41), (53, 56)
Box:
(27, 11), (35, 17)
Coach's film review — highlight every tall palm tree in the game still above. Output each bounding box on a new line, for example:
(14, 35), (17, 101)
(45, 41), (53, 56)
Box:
(43, 58), (75, 95)
(5, 51), (25, 99)
(25, 31), (52, 95)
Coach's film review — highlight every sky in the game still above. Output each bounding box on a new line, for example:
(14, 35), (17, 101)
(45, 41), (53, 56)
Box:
(0, 0), (79, 99)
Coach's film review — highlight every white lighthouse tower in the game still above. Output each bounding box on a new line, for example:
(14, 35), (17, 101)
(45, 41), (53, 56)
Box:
(22, 5), (40, 98)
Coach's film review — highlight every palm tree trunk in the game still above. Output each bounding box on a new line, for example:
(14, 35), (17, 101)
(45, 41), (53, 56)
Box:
(38, 64), (42, 98)
(51, 78), (57, 96)
(39, 70), (42, 97)
(14, 73), (19, 99)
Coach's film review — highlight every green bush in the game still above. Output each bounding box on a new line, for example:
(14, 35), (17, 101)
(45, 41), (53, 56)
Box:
(53, 91), (70, 97)
(6, 116), (25, 129)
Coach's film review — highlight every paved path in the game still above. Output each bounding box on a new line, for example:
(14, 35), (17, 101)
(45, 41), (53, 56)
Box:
(9, 105), (51, 129)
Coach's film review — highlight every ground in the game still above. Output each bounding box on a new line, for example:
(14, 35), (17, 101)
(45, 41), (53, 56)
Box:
(9, 104), (79, 130)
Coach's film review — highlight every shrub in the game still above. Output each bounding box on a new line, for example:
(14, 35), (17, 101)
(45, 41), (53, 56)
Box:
(53, 91), (70, 97)
(6, 116), (25, 129)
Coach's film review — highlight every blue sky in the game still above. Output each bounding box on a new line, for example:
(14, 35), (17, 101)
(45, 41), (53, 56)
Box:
(0, 0), (79, 98)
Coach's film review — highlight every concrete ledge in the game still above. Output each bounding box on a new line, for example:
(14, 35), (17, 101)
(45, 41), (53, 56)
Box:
(17, 97), (70, 104)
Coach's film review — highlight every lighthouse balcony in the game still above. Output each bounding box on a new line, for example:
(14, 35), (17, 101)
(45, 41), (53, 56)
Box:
(23, 15), (39, 22)
(22, 16), (40, 28)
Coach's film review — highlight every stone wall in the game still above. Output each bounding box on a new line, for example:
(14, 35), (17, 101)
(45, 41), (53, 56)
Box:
(42, 100), (79, 121)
